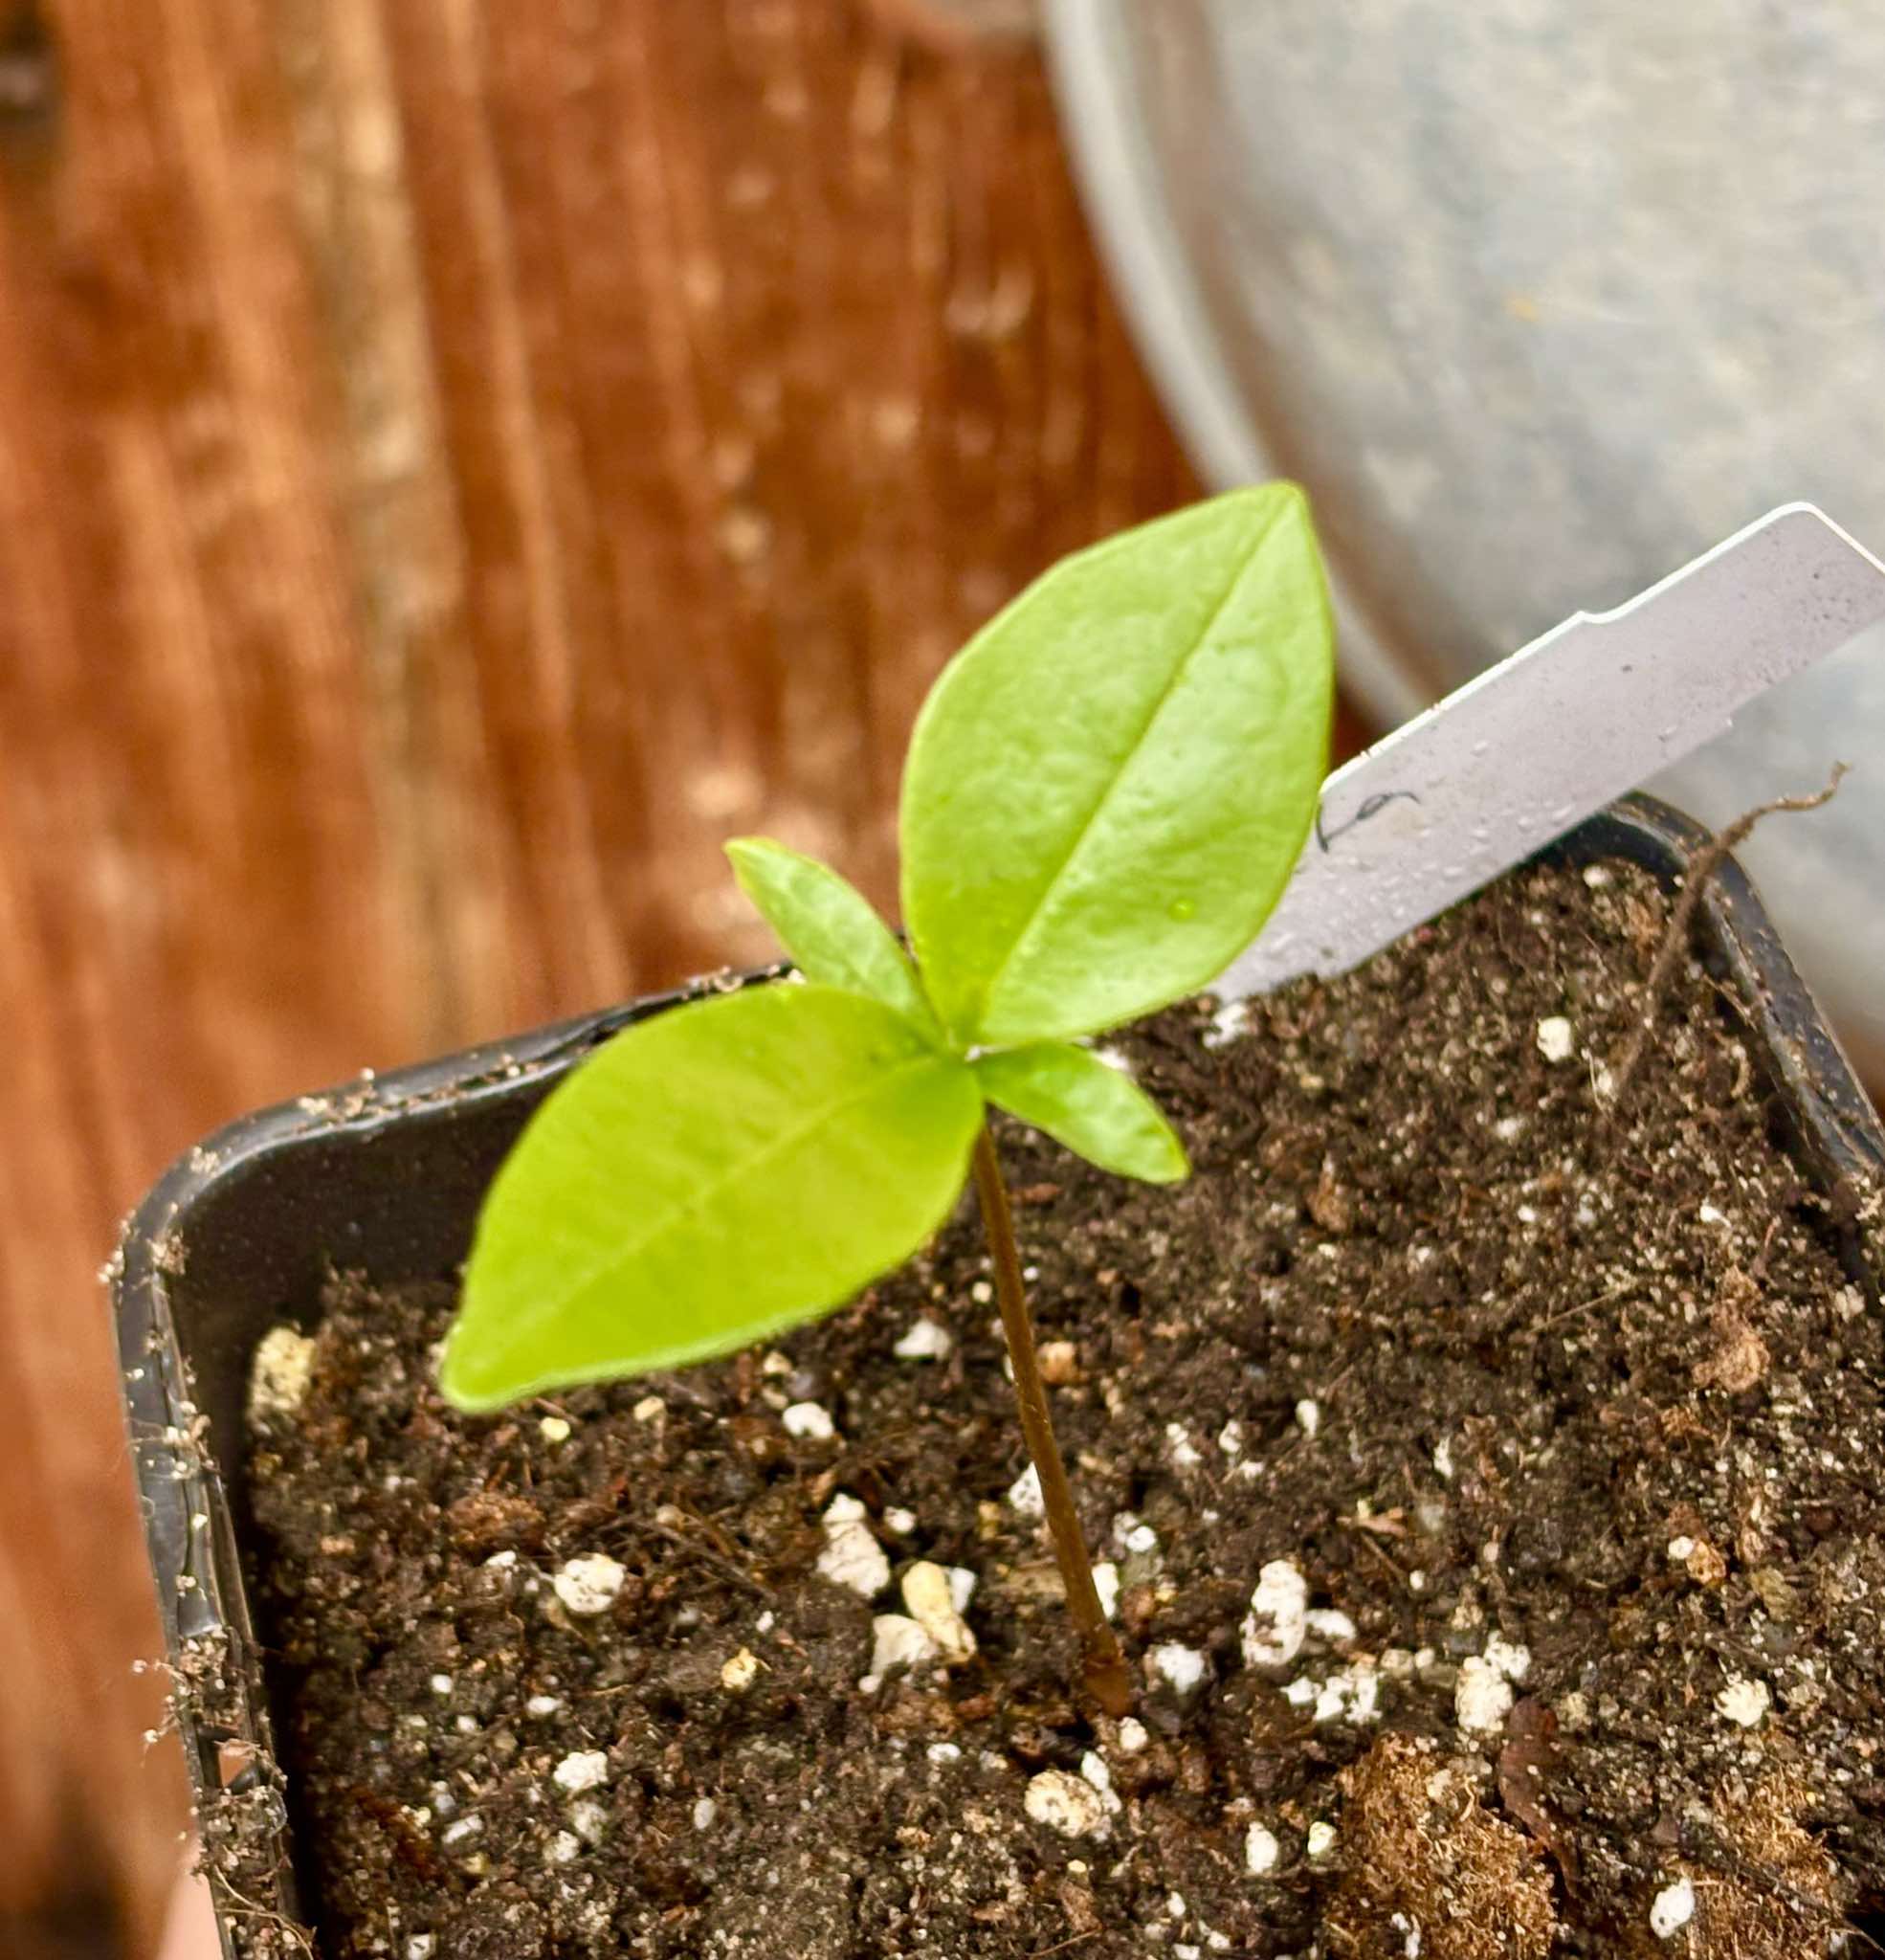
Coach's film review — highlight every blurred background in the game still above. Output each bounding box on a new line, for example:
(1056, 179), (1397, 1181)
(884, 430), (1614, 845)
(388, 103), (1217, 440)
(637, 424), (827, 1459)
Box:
(4, 2), (1880, 1955)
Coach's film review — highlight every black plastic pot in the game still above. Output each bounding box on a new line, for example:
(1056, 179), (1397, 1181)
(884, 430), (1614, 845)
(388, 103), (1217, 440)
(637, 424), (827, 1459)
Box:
(113, 795), (1883, 1956)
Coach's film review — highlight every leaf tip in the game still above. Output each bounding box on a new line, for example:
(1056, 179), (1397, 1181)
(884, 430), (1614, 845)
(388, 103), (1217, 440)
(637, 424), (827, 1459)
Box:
(434, 1334), (505, 1414)
(1221, 477), (1317, 545)
(1120, 1120), (1190, 1186)
(436, 1273), (543, 1413)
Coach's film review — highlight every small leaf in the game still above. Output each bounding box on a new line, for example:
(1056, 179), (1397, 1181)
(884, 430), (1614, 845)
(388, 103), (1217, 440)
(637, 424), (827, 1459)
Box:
(725, 836), (939, 1037)
(440, 985), (983, 1409)
(975, 1042), (1188, 1185)
(900, 484), (1334, 1046)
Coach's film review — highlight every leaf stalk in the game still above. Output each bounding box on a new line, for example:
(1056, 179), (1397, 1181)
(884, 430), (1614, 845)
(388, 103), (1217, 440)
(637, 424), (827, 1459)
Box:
(970, 1122), (1134, 1718)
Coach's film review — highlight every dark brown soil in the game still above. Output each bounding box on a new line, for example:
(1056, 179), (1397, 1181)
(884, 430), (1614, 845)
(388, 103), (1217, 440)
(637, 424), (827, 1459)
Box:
(241, 858), (1885, 1959)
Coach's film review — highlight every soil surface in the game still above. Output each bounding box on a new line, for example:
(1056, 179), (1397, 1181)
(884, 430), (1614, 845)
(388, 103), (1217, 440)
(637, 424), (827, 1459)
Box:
(238, 857), (1885, 1959)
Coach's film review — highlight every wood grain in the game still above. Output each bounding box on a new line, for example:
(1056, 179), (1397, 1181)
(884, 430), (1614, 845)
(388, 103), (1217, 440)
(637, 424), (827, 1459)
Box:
(0, 0), (1202, 1948)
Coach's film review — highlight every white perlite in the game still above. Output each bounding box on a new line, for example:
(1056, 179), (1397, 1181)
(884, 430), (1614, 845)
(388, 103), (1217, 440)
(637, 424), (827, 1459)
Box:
(1241, 1561), (1309, 1669)
(247, 1325), (318, 1419)
(1306, 1821), (1338, 1860)
(894, 1319), (954, 1361)
(1305, 1608), (1358, 1643)
(1008, 1463), (1045, 1518)
(1151, 1643), (1209, 1699)
(1295, 1398), (1321, 1438)
(1118, 1717), (1149, 1754)
(1078, 1751), (1123, 1814)
(1482, 1634), (1531, 1683)
(720, 1648), (760, 1693)
(1312, 1665), (1380, 1726)
(1092, 1561), (1121, 1622)
(782, 1401), (835, 1440)
(1536, 1015), (1575, 1063)
(538, 1415), (571, 1444)
(552, 1554), (625, 1617)
(1166, 1422), (1204, 1469)
(1649, 1877), (1696, 1938)
(1454, 1657), (1514, 1734)
(1245, 1823), (1280, 1875)
(1024, 1769), (1112, 1839)
(552, 1750), (609, 1794)
(692, 1798), (718, 1830)
(817, 1494), (891, 1598)
(1716, 1675), (1771, 1726)
(868, 1614), (938, 1679)
(901, 1561), (977, 1664)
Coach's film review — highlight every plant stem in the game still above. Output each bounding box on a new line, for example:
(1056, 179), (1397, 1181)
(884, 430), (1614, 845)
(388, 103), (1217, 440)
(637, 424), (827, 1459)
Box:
(971, 1122), (1134, 1719)
(1605, 762), (1847, 1115)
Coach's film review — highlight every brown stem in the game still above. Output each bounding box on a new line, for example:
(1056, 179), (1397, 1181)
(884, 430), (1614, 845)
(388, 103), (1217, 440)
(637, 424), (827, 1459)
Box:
(971, 1122), (1134, 1718)
(1605, 762), (1848, 1115)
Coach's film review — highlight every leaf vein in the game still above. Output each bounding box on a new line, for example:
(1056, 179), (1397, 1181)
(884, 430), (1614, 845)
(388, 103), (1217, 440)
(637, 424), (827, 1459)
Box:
(967, 505), (1280, 1030)
(488, 1042), (961, 1359)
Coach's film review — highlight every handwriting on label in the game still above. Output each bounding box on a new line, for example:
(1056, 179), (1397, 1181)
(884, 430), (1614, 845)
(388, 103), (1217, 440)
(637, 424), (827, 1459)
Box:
(1314, 790), (1421, 854)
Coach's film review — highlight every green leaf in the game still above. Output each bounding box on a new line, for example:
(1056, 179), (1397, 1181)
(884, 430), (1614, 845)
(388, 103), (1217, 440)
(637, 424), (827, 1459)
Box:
(724, 836), (939, 1037)
(899, 484), (1334, 1047)
(975, 1042), (1188, 1185)
(440, 984), (983, 1410)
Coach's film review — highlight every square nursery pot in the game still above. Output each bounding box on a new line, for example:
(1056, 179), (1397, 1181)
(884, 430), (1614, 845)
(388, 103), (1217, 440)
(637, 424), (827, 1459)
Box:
(114, 794), (1885, 1958)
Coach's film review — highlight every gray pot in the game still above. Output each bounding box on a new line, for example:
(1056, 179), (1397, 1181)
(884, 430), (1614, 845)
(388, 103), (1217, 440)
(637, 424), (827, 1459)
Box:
(1046, 0), (1885, 1076)
(112, 798), (1883, 1953)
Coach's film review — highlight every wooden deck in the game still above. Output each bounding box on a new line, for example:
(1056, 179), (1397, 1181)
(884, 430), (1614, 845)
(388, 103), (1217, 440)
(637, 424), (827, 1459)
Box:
(0, 2), (1216, 1950)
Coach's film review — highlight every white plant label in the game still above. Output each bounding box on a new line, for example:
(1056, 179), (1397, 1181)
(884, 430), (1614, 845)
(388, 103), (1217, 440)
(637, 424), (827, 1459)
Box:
(1218, 504), (1885, 998)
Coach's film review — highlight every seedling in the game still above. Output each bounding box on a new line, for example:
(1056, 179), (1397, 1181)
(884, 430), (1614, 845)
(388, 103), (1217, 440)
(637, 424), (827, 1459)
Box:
(440, 484), (1335, 1712)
